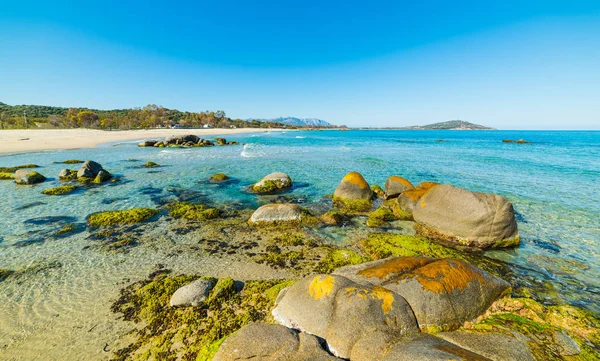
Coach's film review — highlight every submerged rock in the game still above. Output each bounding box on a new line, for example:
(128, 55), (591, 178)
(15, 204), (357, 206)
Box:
(413, 184), (520, 249)
(333, 172), (372, 211)
(77, 160), (104, 179)
(249, 204), (303, 224)
(210, 173), (229, 182)
(14, 170), (46, 185)
(58, 168), (77, 180)
(272, 274), (418, 359)
(170, 278), (216, 307)
(93, 170), (113, 183)
(138, 140), (158, 147)
(213, 323), (344, 361)
(252, 172), (292, 193)
(384, 175), (415, 199)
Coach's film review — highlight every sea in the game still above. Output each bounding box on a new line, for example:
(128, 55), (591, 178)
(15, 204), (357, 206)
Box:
(0, 129), (598, 359)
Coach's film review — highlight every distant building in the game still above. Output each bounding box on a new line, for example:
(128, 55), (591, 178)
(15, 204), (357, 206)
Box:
(203, 124), (212, 128)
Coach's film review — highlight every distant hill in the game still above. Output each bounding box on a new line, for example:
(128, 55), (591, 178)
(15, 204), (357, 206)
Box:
(398, 120), (494, 130)
(250, 117), (333, 127)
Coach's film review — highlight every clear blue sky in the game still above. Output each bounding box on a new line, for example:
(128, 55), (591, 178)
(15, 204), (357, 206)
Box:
(1, 1), (599, 129)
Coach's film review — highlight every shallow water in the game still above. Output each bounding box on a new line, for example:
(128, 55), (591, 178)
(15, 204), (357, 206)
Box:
(1, 129), (599, 359)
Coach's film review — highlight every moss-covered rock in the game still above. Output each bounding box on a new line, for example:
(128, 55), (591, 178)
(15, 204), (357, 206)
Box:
(0, 172), (14, 180)
(333, 196), (373, 213)
(370, 184), (385, 199)
(251, 172), (292, 193)
(59, 159), (84, 164)
(58, 169), (77, 181)
(87, 208), (159, 227)
(383, 198), (413, 220)
(55, 223), (76, 235)
(210, 173), (229, 182)
(93, 170), (113, 184)
(110, 271), (293, 361)
(144, 161), (159, 168)
(366, 207), (396, 227)
(14, 170), (46, 185)
(168, 202), (221, 221)
(320, 211), (344, 226)
(333, 172), (373, 212)
(41, 185), (78, 195)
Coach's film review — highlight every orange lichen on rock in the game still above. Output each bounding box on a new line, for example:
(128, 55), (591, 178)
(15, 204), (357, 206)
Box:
(416, 182), (439, 190)
(357, 257), (434, 280)
(344, 285), (395, 314)
(309, 275), (336, 300)
(388, 176), (415, 189)
(399, 259), (487, 295)
(401, 188), (430, 201)
(342, 172), (369, 189)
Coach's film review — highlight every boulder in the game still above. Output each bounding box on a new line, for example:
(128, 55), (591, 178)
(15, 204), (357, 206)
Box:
(212, 323), (344, 361)
(380, 258), (511, 332)
(333, 256), (435, 286)
(395, 181), (439, 215)
(333, 172), (372, 211)
(138, 140), (157, 147)
(77, 160), (104, 179)
(14, 170), (46, 185)
(437, 331), (535, 361)
(215, 137), (227, 145)
(93, 170), (112, 183)
(384, 175), (414, 199)
(170, 278), (216, 307)
(413, 184), (520, 248)
(272, 274), (418, 359)
(165, 134), (200, 145)
(58, 169), (76, 180)
(378, 334), (493, 361)
(251, 172), (292, 193)
(249, 204), (303, 224)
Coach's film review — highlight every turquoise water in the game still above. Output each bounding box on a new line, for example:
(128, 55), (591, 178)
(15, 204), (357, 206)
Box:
(1, 130), (599, 328)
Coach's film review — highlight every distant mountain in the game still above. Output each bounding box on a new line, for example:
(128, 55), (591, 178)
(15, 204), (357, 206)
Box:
(398, 120), (494, 130)
(250, 117), (333, 127)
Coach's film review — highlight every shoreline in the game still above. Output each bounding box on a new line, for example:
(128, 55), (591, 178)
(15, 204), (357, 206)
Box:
(0, 128), (285, 154)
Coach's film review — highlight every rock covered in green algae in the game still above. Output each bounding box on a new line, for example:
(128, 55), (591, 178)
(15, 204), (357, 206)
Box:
(251, 172), (292, 193)
(58, 168), (77, 180)
(58, 159), (84, 164)
(366, 207), (397, 227)
(334, 257), (511, 332)
(370, 184), (385, 199)
(93, 170), (113, 183)
(272, 274), (419, 359)
(413, 184), (520, 249)
(14, 170), (46, 185)
(144, 161), (159, 168)
(170, 277), (217, 307)
(87, 208), (159, 227)
(249, 203), (303, 224)
(333, 171), (373, 212)
(0, 172), (14, 180)
(41, 185), (78, 195)
(167, 202), (221, 220)
(209, 173), (229, 182)
(320, 211), (344, 225)
(213, 323), (345, 361)
(384, 175), (415, 199)
(77, 160), (104, 178)
(0, 164), (38, 173)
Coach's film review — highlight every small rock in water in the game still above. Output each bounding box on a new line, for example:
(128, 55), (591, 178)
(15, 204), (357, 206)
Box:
(170, 278), (216, 307)
(249, 204), (303, 224)
(77, 160), (104, 178)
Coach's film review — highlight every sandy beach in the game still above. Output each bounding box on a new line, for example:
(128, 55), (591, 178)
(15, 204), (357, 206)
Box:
(0, 128), (279, 154)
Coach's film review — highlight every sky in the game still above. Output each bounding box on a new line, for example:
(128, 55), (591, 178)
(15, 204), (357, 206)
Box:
(0, 1), (599, 129)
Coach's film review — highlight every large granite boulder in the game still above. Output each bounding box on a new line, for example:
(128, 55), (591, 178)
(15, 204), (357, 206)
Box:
(14, 170), (46, 185)
(212, 323), (344, 361)
(249, 204), (303, 224)
(334, 257), (511, 332)
(58, 169), (76, 180)
(394, 181), (439, 216)
(272, 274), (418, 359)
(413, 184), (520, 248)
(384, 175), (414, 199)
(93, 170), (113, 183)
(138, 140), (157, 147)
(378, 334), (493, 361)
(333, 172), (372, 211)
(77, 160), (104, 179)
(165, 134), (200, 145)
(251, 172), (292, 193)
(170, 278), (216, 307)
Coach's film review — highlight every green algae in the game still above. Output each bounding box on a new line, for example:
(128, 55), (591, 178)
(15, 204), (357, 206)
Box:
(314, 248), (370, 273)
(55, 223), (76, 235)
(16, 171), (46, 184)
(320, 211), (344, 225)
(78, 176), (93, 184)
(93, 171), (113, 184)
(384, 198), (413, 220)
(0, 172), (13, 180)
(58, 159), (84, 164)
(333, 196), (372, 213)
(210, 173), (229, 182)
(366, 207), (396, 227)
(87, 208), (159, 227)
(371, 184), (385, 199)
(0, 164), (39, 173)
(58, 169), (77, 181)
(252, 179), (281, 193)
(256, 250), (304, 269)
(144, 161), (159, 168)
(0, 269), (14, 282)
(168, 202), (221, 221)
(111, 271), (292, 361)
(41, 185), (78, 195)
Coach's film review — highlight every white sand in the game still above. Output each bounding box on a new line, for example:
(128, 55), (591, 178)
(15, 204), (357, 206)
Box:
(0, 128), (278, 153)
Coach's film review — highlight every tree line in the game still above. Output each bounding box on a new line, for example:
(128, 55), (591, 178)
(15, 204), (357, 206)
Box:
(0, 102), (321, 130)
